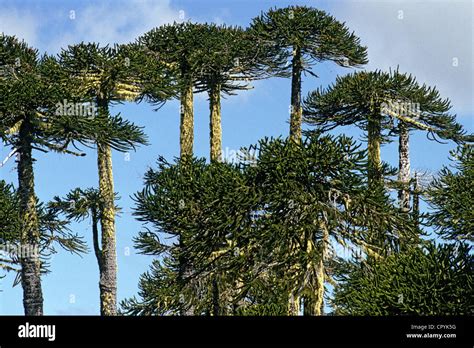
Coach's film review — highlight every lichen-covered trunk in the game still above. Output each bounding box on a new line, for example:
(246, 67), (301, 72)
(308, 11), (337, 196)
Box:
(209, 83), (222, 162)
(180, 79), (194, 158)
(178, 237), (194, 315)
(290, 46), (303, 142)
(97, 99), (117, 316)
(18, 116), (43, 316)
(398, 122), (410, 212)
(303, 221), (328, 316)
(367, 115), (382, 187)
(412, 172), (420, 231)
(288, 292), (300, 316)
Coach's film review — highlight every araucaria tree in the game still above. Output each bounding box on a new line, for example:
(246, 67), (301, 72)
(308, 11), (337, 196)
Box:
(250, 6), (368, 141)
(58, 43), (150, 315)
(139, 23), (209, 158)
(303, 69), (466, 197)
(121, 134), (415, 316)
(0, 35), (91, 315)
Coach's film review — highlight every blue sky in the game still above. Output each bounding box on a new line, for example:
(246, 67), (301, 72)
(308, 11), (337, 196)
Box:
(0, 0), (472, 315)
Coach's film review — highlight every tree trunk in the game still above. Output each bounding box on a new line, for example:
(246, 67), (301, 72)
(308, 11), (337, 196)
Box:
(303, 221), (328, 316)
(398, 122), (410, 212)
(18, 116), (43, 316)
(209, 83), (222, 162)
(367, 114), (382, 187)
(288, 292), (300, 316)
(97, 99), (117, 316)
(180, 79), (194, 158)
(412, 172), (420, 230)
(178, 237), (194, 315)
(91, 207), (102, 274)
(290, 46), (303, 142)
(212, 275), (220, 316)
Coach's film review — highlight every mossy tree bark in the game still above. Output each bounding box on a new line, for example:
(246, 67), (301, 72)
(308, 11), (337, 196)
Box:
(290, 46), (303, 142)
(18, 115), (43, 316)
(97, 98), (117, 316)
(367, 114), (382, 188)
(180, 78), (194, 158)
(209, 83), (222, 162)
(398, 122), (410, 212)
(303, 221), (328, 316)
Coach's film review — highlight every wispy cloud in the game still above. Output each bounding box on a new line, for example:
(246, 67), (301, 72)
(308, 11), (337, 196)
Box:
(1, 0), (182, 53)
(0, 7), (40, 45)
(333, 0), (473, 118)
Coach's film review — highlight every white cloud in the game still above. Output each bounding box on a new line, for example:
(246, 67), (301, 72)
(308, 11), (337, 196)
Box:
(333, 0), (473, 118)
(48, 0), (181, 53)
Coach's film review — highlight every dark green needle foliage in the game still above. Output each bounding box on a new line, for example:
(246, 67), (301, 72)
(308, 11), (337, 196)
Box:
(194, 24), (282, 161)
(0, 34), (95, 315)
(244, 134), (414, 314)
(121, 134), (415, 316)
(303, 69), (466, 188)
(332, 242), (473, 315)
(427, 144), (473, 242)
(250, 6), (368, 140)
(122, 156), (257, 315)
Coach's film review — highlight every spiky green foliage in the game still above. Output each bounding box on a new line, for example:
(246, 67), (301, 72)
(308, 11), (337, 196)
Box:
(57, 42), (150, 151)
(0, 34), (98, 315)
(427, 144), (473, 242)
(303, 69), (465, 142)
(250, 6), (368, 71)
(332, 242), (474, 315)
(245, 134), (414, 314)
(121, 134), (415, 316)
(250, 5), (368, 140)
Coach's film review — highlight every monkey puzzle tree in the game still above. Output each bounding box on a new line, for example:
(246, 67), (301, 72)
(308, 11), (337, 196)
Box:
(245, 134), (414, 315)
(138, 23), (211, 158)
(58, 42), (154, 315)
(303, 69), (466, 200)
(122, 134), (414, 316)
(250, 5), (368, 141)
(0, 35), (98, 315)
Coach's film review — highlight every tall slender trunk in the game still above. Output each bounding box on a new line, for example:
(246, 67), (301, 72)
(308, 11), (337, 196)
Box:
(412, 172), (420, 231)
(290, 46), (303, 142)
(398, 122), (410, 212)
(91, 207), (102, 274)
(209, 83), (222, 162)
(18, 116), (43, 316)
(97, 98), (117, 316)
(178, 74), (195, 314)
(303, 221), (328, 316)
(367, 114), (382, 188)
(180, 78), (194, 158)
